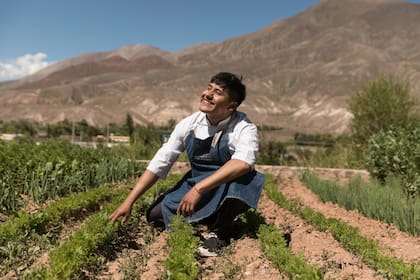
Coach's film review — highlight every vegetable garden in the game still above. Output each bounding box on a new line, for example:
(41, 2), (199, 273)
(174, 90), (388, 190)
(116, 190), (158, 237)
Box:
(1, 141), (419, 279)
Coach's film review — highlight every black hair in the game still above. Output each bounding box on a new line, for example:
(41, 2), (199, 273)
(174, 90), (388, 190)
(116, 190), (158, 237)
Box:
(210, 72), (246, 106)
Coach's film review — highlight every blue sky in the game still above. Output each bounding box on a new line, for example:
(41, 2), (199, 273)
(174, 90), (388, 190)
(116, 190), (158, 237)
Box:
(1, 0), (420, 81)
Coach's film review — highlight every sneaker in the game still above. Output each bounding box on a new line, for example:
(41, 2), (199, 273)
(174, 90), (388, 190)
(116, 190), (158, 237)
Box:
(197, 232), (228, 257)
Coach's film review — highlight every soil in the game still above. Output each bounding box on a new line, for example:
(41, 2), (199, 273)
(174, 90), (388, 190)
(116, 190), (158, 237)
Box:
(275, 168), (420, 264)
(109, 166), (419, 279)
(5, 165), (419, 279)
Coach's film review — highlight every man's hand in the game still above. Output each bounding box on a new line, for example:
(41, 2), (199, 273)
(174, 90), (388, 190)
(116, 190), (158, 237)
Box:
(109, 200), (133, 224)
(109, 170), (159, 224)
(177, 187), (202, 217)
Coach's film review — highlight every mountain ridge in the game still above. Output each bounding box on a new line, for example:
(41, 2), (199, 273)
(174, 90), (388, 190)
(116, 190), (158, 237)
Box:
(1, 0), (419, 136)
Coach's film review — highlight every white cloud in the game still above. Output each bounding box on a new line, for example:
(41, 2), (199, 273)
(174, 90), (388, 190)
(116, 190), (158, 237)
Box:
(0, 53), (52, 81)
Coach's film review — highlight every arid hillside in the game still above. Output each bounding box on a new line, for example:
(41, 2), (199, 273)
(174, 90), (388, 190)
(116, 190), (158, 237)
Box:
(1, 0), (420, 135)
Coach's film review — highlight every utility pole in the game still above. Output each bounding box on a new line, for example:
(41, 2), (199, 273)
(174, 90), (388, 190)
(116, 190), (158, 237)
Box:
(71, 120), (75, 143)
(106, 124), (109, 146)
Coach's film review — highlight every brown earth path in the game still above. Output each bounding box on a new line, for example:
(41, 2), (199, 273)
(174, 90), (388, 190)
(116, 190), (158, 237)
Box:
(138, 231), (168, 279)
(198, 187), (382, 280)
(97, 218), (158, 279)
(258, 191), (382, 279)
(272, 167), (420, 264)
(200, 236), (282, 280)
(200, 164), (419, 279)
(197, 171), (383, 280)
(51, 163), (418, 279)
(98, 226), (169, 280)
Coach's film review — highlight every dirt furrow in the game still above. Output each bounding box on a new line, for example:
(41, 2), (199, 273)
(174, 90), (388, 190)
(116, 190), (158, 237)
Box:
(97, 219), (157, 279)
(139, 231), (168, 279)
(277, 168), (420, 263)
(200, 236), (281, 280)
(229, 237), (281, 279)
(258, 191), (382, 280)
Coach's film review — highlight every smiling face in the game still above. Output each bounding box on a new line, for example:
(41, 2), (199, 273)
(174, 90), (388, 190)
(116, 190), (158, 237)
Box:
(199, 82), (238, 125)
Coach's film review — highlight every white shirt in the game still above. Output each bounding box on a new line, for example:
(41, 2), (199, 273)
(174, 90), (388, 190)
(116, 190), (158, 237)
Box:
(147, 111), (259, 178)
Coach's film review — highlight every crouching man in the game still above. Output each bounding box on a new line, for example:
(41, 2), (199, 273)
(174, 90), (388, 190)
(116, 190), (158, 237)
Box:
(109, 72), (265, 257)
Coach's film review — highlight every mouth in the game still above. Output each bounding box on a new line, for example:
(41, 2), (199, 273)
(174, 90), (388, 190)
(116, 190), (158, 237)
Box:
(201, 98), (214, 105)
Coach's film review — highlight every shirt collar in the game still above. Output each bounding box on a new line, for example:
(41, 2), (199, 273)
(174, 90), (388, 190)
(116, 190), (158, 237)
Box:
(205, 114), (232, 129)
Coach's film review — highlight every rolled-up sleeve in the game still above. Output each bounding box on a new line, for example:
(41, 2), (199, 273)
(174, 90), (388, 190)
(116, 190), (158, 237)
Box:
(230, 123), (259, 167)
(146, 118), (189, 178)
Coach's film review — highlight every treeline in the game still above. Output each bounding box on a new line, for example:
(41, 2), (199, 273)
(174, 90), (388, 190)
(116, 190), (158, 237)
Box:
(0, 114), (175, 159)
(0, 119), (100, 139)
(0, 114), (176, 141)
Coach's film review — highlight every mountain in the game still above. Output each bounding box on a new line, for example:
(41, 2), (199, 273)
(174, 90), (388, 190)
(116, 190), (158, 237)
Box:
(1, 0), (420, 135)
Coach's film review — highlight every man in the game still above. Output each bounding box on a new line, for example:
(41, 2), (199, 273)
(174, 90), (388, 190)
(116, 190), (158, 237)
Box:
(109, 72), (265, 257)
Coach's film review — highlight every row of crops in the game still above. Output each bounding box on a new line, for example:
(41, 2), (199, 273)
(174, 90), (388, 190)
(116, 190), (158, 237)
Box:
(0, 139), (145, 212)
(0, 174), (181, 279)
(301, 172), (420, 235)
(1, 171), (419, 279)
(164, 175), (420, 279)
(1, 137), (419, 279)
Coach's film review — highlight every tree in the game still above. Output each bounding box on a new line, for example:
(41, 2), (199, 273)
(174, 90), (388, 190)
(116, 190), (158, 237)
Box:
(125, 113), (135, 142)
(349, 74), (416, 145)
(49, 119), (73, 137)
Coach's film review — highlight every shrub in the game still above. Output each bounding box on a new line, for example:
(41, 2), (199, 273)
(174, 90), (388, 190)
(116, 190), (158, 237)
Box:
(349, 74), (416, 145)
(364, 121), (420, 197)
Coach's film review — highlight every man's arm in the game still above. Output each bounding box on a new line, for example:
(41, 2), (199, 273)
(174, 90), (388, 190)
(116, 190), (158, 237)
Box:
(110, 114), (194, 223)
(177, 159), (251, 216)
(194, 159), (251, 193)
(109, 170), (159, 224)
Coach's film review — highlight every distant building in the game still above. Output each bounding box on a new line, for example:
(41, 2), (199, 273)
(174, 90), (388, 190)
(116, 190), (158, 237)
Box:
(94, 135), (106, 142)
(109, 134), (130, 143)
(0, 133), (23, 141)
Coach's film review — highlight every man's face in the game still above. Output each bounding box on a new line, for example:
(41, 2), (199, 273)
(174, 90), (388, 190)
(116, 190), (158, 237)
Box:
(199, 82), (237, 124)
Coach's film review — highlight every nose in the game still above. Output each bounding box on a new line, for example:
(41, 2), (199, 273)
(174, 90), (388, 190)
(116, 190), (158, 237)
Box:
(202, 89), (213, 99)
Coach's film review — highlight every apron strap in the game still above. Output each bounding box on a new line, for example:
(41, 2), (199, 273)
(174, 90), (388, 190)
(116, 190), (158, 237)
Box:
(211, 111), (238, 148)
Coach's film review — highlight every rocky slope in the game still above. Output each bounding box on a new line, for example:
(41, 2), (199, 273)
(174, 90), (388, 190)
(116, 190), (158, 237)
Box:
(1, 0), (419, 135)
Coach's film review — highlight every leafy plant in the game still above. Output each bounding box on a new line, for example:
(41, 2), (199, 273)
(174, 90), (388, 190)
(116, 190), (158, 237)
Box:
(0, 184), (124, 249)
(163, 215), (200, 280)
(364, 121), (420, 198)
(348, 74), (416, 145)
(0, 139), (145, 212)
(257, 141), (287, 165)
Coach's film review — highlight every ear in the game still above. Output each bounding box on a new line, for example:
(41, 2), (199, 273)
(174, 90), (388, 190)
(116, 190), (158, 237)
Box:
(227, 101), (238, 112)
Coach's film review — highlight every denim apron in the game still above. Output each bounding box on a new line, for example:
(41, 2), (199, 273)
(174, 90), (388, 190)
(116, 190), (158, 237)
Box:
(158, 121), (265, 230)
